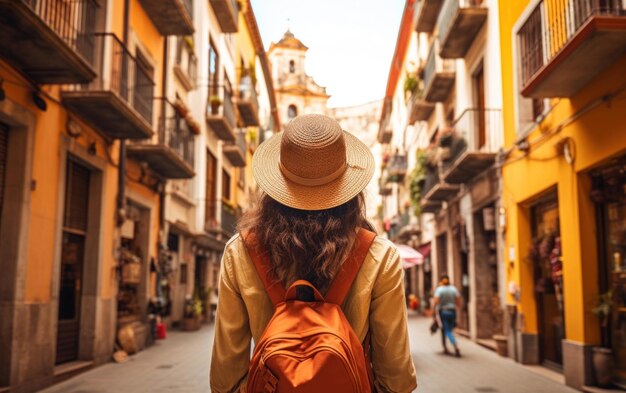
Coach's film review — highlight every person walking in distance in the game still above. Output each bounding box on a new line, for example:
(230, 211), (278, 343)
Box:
(433, 274), (461, 357)
(210, 114), (417, 392)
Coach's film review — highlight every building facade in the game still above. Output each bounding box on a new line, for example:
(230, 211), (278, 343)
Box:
(498, 0), (626, 389)
(268, 30), (330, 122)
(380, 0), (508, 344)
(0, 0), (276, 391)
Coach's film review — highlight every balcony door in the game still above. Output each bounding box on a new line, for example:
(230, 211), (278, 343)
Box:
(56, 160), (91, 364)
(473, 63), (486, 150)
(205, 149), (218, 227)
(134, 50), (154, 125)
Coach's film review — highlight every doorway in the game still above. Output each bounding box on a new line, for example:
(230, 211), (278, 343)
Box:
(56, 160), (91, 364)
(436, 233), (448, 279)
(591, 156), (626, 386)
(472, 62), (486, 150)
(530, 192), (563, 369)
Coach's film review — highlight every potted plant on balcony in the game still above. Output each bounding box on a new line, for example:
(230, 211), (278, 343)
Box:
(182, 294), (203, 331)
(209, 95), (222, 115)
(592, 290), (615, 387)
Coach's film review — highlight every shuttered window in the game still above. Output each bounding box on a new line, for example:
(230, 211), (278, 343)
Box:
(0, 123), (8, 223)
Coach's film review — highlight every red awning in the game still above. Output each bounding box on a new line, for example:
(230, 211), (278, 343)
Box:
(395, 244), (424, 269)
(417, 242), (431, 258)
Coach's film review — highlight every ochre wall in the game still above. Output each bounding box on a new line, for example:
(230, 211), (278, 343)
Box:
(499, 0), (626, 344)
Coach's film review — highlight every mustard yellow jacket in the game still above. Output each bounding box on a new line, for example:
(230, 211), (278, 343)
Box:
(210, 233), (418, 392)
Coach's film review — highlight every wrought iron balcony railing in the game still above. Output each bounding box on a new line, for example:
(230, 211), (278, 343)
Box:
(518, 0), (625, 97)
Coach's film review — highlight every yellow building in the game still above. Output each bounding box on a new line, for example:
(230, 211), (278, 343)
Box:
(0, 1), (196, 391)
(498, 1), (626, 389)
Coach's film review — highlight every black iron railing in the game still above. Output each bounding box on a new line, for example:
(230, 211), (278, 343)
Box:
(223, 86), (236, 129)
(422, 160), (440, 197)
(387, 153), (408, 183)
(156, 98), (195, 167)
(438, 0), (485, 43)
(221, 202), (240, 236)
(24, 0), (99, 64)
(424, 41), (455, 91)
(450, 108), (501, 152)
(69, 33), (155, 125)
(239, 75), (259, 111)
(518, 0), (624, 88)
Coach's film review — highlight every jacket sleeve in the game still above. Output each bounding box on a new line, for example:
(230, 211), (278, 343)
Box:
(369, 246), (418, 393)
(210, 242), (251, 393)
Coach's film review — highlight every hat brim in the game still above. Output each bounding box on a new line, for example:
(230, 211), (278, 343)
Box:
(252, 130), (375, 211)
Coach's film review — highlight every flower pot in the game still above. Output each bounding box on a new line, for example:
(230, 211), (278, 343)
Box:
(592, 347), (615, 387)
(182, 317), (200, 331)
(493, 334), (508, 357)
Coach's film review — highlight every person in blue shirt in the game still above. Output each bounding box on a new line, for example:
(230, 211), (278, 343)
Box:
(433, 274), (461, 357)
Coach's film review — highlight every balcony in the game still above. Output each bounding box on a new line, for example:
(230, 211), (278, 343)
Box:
(204, 199), (240, 237)
(421, 165), (459, 202)
(206, 85), (236, 142)
(62, 33), (154, 140)
(237, 75), (259, 126)
(127, 99), (195, 179)
(174, 37), (197, 91)
(379, 176), (392, 196)
(519, 0), (626, 98)
(0, 0), (98, 84)
(421, 200), (442, 213)
(441, 108), (500, 184)
(221, 202), (240, 237)
(139, 0), (194, 36)
(423, 42), (456, 102)
(409, 88), (436, 122)
(387, 153), (408, 183)
(438, 0), (488, 59)
(416, 0), (445, 33)
(223, 131), (246, 167)
(209, 0), (239, 33)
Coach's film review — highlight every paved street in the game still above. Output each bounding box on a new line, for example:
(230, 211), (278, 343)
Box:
(40, 316), (577, 393)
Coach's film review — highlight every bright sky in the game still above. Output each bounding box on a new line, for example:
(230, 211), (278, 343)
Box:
(251, 0), (405, 108)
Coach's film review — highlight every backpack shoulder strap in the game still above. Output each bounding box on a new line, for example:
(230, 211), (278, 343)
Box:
(241, 231), (286, 307)
(325, 229), (377, 305)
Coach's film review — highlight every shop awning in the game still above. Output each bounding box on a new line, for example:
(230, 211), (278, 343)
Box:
(417, 242), (431, 258)
(395, 244), (424, 269)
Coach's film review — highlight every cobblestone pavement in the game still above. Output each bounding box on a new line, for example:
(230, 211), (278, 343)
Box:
(40, 316), (578, 392)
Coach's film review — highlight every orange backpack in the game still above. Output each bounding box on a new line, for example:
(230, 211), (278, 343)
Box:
(243, 229), (377, 393)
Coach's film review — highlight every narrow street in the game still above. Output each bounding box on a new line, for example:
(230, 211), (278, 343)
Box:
(40, 316), (576, 393)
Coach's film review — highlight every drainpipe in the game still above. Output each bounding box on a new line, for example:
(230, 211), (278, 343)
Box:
(117, 0), (130, 226)
(159, 38), (168, 230)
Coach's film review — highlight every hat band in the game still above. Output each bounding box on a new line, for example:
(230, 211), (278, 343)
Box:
(279, 161), (347, 186)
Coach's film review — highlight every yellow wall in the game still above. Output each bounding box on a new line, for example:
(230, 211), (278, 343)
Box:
(499, 0), (626, 344)
(9, 0), (164, 304)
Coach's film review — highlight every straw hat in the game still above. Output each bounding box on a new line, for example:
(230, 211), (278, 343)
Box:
(252, 114), (375, 211)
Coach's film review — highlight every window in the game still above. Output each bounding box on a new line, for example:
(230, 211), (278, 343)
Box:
(288, 104), (298, 120)
(205, 149), (217, 222)
(289, 59), (295, 73)
(134, 50), (154, 125)
(222, 169), (231, 201)
(209, 39), (219, 96)
(180, 263), (188, 284)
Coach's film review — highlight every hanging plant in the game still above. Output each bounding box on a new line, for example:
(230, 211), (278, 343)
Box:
(408, 150), (428, 216)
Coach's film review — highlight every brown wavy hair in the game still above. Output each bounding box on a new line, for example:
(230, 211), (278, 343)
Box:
(238, 192), (375, 292)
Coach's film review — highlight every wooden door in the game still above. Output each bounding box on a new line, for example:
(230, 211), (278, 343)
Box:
(56, 160), (91, 364)
(473, 64), (486, 149)
(0, 123), (8, 227)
